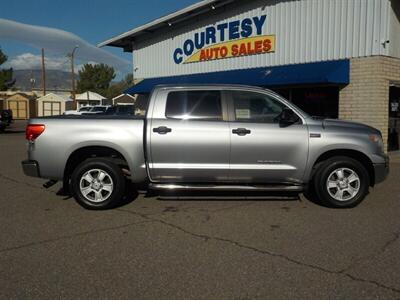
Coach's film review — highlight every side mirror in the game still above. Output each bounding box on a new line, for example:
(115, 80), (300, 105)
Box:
(280, 108), (299, 125)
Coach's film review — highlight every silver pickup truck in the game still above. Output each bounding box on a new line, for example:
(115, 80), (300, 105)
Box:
(22, 85), (389, 209)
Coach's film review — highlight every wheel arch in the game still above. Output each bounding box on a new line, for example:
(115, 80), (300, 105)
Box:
(63, 146), (130, 187)
(311, 149), (375, 186)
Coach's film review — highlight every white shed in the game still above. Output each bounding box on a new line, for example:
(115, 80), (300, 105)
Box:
(112, 94), (136, 105)
(75, 91), (106, 108)
(36, 93), (71, 116)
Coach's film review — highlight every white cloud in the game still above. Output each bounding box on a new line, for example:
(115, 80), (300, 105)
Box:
(9, 53), (70, 71)
(8, 53), (102, 73)
(0, 18), (130, 72)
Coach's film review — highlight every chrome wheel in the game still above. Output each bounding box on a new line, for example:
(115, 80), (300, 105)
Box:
(326, 168), (360, 202)
(79, 169), (114, 203)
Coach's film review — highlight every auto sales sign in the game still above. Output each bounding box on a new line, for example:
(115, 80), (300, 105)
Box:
(173, 15), (275, 64)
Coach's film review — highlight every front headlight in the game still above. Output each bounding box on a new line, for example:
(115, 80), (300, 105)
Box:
(369, 134), (384, 150)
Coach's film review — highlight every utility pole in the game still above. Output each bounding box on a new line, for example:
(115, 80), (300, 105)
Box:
(41, 48), (46, 96)
(69, 45), (79, 109)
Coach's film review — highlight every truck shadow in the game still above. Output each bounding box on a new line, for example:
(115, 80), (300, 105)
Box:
(0, 130), (25, 134)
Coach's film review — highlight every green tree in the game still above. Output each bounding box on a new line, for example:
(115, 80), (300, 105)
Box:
(77, 63), (116, 95)
(0, 47), (15, 91)
(103, 73), (134, 99)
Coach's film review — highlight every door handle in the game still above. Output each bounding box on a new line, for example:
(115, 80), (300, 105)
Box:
(153, 126), (172, 134)
(232, 128), (251, 136)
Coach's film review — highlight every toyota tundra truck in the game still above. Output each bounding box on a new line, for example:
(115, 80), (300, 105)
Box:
(22, 85), (389, 209)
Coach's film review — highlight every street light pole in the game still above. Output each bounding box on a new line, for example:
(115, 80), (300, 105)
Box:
(69, 45), (79, 109)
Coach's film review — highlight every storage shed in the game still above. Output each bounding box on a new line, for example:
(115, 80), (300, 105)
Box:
(75, 91), (106, 108)
(112, 94), (136, 105)
(36, 93), (72, 116)
(5, 93), (36, 120)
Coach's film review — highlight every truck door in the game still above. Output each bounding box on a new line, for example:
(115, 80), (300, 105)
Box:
(148, 88), (230, 183)
(227, 90), (309, 184)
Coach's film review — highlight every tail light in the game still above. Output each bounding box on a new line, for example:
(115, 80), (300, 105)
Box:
(26, 124), (45, 141)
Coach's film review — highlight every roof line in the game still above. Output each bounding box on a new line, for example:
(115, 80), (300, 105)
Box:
(98, 0), (221, 48)
(112, 93), (136, 100)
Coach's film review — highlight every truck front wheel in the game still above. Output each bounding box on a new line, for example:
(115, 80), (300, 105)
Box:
(314, 156), (370, 208)
(71, 158), (126, 210)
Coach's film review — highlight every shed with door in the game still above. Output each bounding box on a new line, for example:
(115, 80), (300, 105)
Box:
(5, 93), (36, 120)
(75, 91), (106, 108)
(36, 93), (72, 116)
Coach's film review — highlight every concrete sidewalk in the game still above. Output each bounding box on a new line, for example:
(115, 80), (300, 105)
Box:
(389, 151), (400, 163)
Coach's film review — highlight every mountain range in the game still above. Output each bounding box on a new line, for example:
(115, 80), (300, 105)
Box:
(12, 69), (76, 91)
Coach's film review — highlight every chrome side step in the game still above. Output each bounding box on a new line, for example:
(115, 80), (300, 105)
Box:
(148, 183), (303, 192)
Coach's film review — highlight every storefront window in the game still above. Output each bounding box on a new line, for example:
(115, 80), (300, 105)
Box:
(291, 87), (339, 119)
(271, 86), (339, 119)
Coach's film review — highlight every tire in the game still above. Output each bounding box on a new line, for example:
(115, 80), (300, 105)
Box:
(314, 156), (370, 208)
(70, 158), (126, 210)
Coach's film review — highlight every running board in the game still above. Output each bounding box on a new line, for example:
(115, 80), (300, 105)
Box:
(148, 183), (303, 192)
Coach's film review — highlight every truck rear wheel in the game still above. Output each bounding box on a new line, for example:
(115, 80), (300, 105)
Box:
(71, 158), (126, 210)
(314, 156), (370, 208)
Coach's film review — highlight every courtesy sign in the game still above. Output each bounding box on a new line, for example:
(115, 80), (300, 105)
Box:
(173, 15), (275, 64)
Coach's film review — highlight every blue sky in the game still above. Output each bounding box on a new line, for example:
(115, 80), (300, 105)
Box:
(0, 0), (199, 76)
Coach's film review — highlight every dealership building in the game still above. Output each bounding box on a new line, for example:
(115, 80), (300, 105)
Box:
(100, 0), (400, 151)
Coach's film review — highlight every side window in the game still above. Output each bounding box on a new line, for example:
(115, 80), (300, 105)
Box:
(232, 91), (287, 123)
(79, 107), (91, 112)
(166, 91), (222, 120)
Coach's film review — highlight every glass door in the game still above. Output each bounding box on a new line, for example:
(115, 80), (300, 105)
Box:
(388, 86), (400, 152)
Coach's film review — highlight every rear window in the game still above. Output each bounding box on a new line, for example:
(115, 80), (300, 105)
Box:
(165, 91), (222, 120)
(135, 94), (149, 116)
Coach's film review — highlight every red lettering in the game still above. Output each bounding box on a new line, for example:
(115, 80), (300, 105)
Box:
(205, 49), (213, 59)
(231, 44), (239, 56)
(213, 47), (220, 59)
(200, 49), (207, 61)
(263, 39), (272, 52)
(220, 46), (228, 57)
(247, 42), (255, 55)
(239, 43), (247, 56)
(254, 40), (263, 54)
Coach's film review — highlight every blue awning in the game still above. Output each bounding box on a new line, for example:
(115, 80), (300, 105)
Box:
(126, 60), (349, 94)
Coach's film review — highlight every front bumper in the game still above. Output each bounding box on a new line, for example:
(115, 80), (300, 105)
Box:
(21, 160), (40, 178)
(373, 155), (389, 184)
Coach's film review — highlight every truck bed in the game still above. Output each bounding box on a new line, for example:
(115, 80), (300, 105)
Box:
(27, 117), (147, 182)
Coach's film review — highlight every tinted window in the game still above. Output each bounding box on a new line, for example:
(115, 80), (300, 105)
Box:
(117, 105), (135, 115)
(79, 107), (91, 112)
(91, 107), (107, 112)
(135, 94), (149, 116)
(166, 91), (222, 120)
(105, 107), (116, 115)
(232, 91), (286, 123)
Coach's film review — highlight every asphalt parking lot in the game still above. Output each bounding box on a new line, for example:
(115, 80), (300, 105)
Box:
(0, 121), (399, 299)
